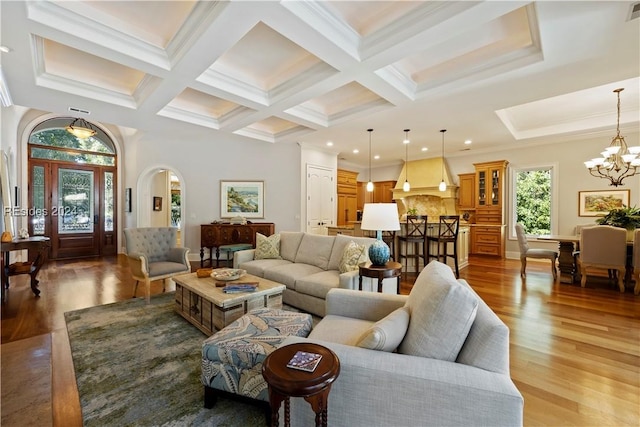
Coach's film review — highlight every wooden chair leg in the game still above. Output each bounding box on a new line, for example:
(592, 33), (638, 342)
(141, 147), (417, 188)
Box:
(617, 268), (625, 293)
(162, 278), (167, 293)
(551, 257), (557, 280)
(520, 256), (527, 278)
(634, 273), (640, 295)
(133, 280), (139, 298)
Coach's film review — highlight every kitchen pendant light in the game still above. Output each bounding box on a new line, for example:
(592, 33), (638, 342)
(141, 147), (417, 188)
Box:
(366, 129), (374, 192)
(402, 129), (411, 192)
(439, 129), (447, 192)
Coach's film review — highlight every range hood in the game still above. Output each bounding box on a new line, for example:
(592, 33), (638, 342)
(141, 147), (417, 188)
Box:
(392, 158), (458, 200)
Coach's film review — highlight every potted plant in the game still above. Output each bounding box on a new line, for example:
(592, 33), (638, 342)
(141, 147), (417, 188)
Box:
(596, 205), (640, 239)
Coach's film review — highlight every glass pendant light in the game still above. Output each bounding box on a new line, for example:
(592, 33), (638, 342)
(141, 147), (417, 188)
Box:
(366, 129), (374, 192)
(439, 129), (447, 192)
(402, 129), (411, 192)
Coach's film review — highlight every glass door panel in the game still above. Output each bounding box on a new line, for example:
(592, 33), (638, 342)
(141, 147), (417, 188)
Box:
(32, 165), (46, 235)
(58, 168), (94, 234)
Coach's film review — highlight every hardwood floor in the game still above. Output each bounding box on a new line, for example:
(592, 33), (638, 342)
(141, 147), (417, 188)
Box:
(1, 255), (639, 426)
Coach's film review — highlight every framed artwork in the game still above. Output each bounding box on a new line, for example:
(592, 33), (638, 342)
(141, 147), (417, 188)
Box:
(153, 196), (162, 212)
(125, 188), (132, 213)
(578, 189), (630, 217)
(220, 180), (264, 218)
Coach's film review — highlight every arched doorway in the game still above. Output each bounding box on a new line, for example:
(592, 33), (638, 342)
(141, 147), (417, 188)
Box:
(28, 117), (117, 259)
(136, 166), (186, 247)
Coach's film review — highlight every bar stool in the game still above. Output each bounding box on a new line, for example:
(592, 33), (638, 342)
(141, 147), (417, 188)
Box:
(397, 215), (427, 274)
(426, 215), (460, 278)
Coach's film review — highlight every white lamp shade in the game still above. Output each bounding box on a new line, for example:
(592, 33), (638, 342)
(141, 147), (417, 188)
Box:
(360, 203), (400, 231)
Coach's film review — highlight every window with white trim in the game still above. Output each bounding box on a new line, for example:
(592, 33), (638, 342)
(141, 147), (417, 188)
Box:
(509, 164), (558, 238)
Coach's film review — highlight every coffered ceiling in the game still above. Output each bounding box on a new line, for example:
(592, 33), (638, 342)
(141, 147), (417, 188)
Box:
(1, 1), (638, 167)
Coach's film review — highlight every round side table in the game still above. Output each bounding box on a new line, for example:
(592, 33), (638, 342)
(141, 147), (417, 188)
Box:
(358, 261), (402, 294)
(262, 343), (340, 427)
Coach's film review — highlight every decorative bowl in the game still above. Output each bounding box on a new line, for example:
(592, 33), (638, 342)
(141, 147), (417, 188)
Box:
(211, 268), (246, 281)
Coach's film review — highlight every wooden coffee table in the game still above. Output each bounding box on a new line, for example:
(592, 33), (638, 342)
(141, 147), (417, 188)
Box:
(262, 342), (340, 427)
(173, 271), (285, 335)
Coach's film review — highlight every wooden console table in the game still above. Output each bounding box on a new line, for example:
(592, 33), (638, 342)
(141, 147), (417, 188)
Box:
(1, 236), (51, 299)
(200, 223), (275, 268)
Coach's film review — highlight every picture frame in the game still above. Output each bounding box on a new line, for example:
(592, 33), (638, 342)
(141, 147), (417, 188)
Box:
(153, 196), (162, 212)
(125, 188), (132, 213)
(578, 189), (630, 217)
(220, 180), (264, 218)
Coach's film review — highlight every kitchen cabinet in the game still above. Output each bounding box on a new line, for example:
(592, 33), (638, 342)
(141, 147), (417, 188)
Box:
(457, 173), (476, 210)
(470, 160), (508, 258)
(357, 180), (396, 210)
(337, 169), (358, 226)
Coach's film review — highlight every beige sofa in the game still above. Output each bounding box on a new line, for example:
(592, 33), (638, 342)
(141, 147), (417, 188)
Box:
(282, 260), (524, 426)
(234, 232), (376, 317)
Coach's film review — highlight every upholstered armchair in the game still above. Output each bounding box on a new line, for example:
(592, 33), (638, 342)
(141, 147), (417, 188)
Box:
(577, 225), (626, 292)
(515, 223), (558, 279)
(124, 227), (190, 300)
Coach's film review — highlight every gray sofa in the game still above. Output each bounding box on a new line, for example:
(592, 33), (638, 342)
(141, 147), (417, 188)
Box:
(281, 261), (524, 426)
(234, 232), (376, 317)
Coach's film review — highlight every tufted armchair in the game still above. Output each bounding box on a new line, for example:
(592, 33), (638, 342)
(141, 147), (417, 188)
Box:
(124, 227), (190, 301)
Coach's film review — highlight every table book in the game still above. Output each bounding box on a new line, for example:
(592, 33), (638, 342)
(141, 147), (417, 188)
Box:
(286, 350), (323, 372)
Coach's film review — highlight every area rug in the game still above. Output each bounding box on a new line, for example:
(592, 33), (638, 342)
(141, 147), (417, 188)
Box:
(65, 293), (268, 426)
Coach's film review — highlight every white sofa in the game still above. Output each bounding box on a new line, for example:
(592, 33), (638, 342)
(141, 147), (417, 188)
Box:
(234, 232), (376, 317)
(281, 261), (524, 426)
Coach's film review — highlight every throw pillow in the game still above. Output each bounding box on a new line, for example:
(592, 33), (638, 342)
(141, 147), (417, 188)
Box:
(339, 240), (367, 273)
(398, 261), (478, 361)
(254, 233), (282, 260)
(356, 306), (410, 352)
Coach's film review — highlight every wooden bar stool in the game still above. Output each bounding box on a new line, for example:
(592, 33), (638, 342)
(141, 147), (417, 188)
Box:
(397, 215), (427, 275)
(426, 215), (460, 278)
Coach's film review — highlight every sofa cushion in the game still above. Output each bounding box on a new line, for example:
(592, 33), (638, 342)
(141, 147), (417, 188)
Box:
(264, 263), (324, 290)
(279, 231), (304, 262)
(295, 270), (340, 299)
(455, 279), (510, 374)
(239, 259), (291, 277)
(328, 234), (374, 271)
(398, 261), (478, 361)
(255, 233), (282, 260)
(356, 306), (410, 352)
(308, 314), (374, 345)
(339, 240), (367, 273)
(294, 234), (335, 270)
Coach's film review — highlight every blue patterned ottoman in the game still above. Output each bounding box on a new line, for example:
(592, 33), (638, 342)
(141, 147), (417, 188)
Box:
(201, 307), (313, 408)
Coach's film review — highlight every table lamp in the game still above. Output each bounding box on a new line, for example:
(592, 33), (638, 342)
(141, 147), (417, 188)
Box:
(360, 203), (401, 265)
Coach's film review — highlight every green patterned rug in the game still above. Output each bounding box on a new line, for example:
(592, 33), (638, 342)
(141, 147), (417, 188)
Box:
(65, 293), (268, 426)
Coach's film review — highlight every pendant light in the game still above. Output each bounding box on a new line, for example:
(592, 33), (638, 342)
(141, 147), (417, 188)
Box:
(439, 129), (447, 192)
(366, 129), (374, 192)
(66, 117), (96, 139)
(402, 129), (411, 192)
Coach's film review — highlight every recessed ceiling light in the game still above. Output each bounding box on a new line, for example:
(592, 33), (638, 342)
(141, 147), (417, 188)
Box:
(374, 155), (380, 160)
(0, 46), (12, 53)
(421, 147), (428, 152)
(326, 141), (333, 146)
(465, 140), (472, 145)
(353, 149), (359, 154)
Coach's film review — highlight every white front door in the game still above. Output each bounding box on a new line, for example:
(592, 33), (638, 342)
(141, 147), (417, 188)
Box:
(306, 165), (334, 234)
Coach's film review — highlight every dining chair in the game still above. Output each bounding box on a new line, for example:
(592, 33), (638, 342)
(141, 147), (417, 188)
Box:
(124, 227), (191, 301)
(426, 215), (460, 278)
(397, 215), (427, 274)
(515, 223), (558, 280)
(577, 225), (626, 292)
(632, 229), (640, 295)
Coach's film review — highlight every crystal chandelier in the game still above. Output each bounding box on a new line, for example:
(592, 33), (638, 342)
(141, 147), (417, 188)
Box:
(584, 88), (640, 187)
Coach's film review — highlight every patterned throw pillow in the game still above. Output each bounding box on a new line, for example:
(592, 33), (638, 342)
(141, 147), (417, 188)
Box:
(254, 233), (282, 260)
(339, 240), (366, 273)
(356, 306), (410, 352)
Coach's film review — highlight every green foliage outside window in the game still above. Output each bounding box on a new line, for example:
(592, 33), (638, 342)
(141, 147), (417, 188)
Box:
(516, 169), (551, 235)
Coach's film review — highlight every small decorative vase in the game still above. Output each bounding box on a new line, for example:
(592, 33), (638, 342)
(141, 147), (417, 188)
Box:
(368, 231), (390, 266)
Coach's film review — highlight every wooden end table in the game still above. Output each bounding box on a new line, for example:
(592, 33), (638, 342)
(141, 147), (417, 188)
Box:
(358, 261), (402, 294)
(262, 343), (340, 427)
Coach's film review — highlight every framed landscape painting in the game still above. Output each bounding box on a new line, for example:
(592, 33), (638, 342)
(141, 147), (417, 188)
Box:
(578, 189), (630, 217)
(220, 180), (264, 218)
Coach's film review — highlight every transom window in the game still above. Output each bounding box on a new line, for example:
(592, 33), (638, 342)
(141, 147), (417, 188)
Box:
(29, 118), (116, 166)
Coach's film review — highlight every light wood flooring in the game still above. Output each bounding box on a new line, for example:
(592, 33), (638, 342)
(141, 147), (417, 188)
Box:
(1, 255), (639, 426)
